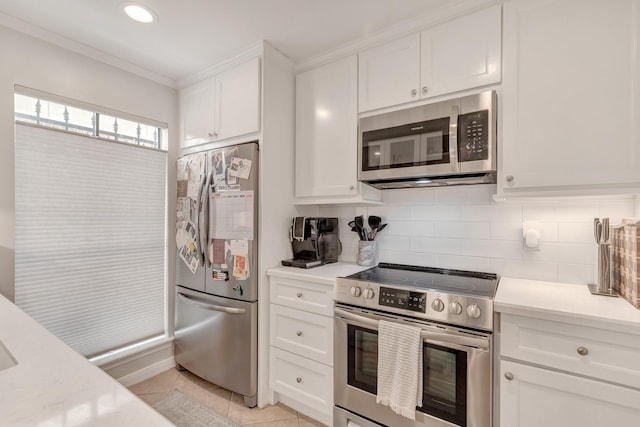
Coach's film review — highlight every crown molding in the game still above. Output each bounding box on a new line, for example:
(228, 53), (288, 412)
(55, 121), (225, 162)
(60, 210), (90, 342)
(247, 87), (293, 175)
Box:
(294, 0), (500, 73)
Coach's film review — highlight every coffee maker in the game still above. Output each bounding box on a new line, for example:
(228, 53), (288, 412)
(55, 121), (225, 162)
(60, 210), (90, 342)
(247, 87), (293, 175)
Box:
(281, 217), (342, 268)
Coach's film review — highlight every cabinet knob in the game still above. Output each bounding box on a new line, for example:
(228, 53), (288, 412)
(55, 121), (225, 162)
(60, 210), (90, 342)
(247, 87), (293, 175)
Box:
(504, 372), (514, 381)
(296, 292), (303, 298)
(411, 89), (417, 97)
(422, 86), (428, 95)
(349, 185), (355, 191)
(208, 132), (214, 138)
(296, 377), (302, 383)
(296, 330), (303, 337)
(577, 346), (589, 356)
(506, 175), (514, 183)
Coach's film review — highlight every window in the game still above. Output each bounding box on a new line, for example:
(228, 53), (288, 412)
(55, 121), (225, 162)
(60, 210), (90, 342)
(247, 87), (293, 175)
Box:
(14, 90), (168, 359)
(14, 93), (163, 149)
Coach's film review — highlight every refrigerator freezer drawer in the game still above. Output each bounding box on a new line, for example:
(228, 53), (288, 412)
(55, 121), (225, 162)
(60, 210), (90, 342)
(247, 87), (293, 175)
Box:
(175, 286), (257, 401)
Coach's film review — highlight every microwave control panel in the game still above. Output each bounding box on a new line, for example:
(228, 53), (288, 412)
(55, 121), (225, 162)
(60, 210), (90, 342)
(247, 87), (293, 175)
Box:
(458, 110), (489, 162)
(379, 287), (426, 313)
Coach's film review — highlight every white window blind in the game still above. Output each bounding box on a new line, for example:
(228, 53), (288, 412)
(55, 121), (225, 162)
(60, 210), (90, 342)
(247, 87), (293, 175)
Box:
(15, 123), (167, 358)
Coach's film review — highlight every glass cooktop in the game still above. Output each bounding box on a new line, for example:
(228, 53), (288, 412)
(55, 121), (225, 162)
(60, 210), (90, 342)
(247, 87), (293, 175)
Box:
(346, 262), (499, 298)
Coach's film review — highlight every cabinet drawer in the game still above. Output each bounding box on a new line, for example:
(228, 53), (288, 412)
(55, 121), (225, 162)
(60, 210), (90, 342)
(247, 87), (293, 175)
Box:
(501, 314), (640, 389)
(270, 304), (333, 365)
(269, 276), (334, 316)
(269, 347), (333, 416)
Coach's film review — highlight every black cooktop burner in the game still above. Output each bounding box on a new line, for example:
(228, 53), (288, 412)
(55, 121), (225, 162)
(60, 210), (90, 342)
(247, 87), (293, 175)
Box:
(346, 262), (499, 298)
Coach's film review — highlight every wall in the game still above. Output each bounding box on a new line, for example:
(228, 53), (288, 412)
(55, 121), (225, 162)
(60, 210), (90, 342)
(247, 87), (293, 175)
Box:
(0, 24), (179, 301)
(318, 185), (636, 284)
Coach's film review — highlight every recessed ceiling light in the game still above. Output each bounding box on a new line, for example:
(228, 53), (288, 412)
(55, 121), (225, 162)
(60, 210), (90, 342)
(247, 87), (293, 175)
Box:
(122, 3), (157, 24)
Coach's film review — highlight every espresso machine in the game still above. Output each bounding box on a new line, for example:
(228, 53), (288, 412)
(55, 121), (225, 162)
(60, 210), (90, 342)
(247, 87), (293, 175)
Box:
(281, 217), (342, 268)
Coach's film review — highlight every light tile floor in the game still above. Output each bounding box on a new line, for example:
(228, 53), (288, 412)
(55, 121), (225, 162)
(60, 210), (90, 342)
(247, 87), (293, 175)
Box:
(128, 368), (328, 427)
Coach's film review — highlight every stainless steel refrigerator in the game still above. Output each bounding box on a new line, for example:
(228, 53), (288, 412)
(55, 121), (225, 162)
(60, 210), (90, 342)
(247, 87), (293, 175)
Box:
(174, 141), (258, 407)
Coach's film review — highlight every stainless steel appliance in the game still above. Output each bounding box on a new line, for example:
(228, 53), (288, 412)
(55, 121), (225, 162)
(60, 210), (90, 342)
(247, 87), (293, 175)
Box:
(359, 90), (497, 189)
(334, 263), (499, 427)
(281, 217), (342, 268)
(175, 141), (259, 407)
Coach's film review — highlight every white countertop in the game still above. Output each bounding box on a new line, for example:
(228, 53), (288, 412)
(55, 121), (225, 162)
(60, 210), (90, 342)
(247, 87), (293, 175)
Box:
(267, 262), (372, 285)
(0, 293), (174, 427)
(495, 277), (640, 334)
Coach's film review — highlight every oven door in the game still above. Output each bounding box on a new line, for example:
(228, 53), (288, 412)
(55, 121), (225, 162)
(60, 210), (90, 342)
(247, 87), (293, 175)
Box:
(334, 305), (491, 427)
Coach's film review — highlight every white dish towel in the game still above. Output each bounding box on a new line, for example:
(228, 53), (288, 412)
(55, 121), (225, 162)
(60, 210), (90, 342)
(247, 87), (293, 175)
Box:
(376, 319), (423, 420)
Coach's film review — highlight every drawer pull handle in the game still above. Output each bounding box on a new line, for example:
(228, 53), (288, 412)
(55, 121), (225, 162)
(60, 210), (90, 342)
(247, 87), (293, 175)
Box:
(296, 377), (302, 383)
(296, 292), (303, 298)
(296, 331), (303, 337)
(504, 372), (514, 381)
(577, 346), (589, 356)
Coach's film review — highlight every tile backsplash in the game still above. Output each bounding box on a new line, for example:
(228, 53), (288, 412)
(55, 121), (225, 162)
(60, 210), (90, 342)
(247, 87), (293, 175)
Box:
(314, 185), (637, 284)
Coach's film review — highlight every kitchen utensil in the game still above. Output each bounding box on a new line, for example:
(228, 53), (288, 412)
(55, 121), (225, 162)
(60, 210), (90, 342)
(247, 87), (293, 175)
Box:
(588, 217), (617, 297)
(368, 215), (381, 233)
(354, 216), (367, 241)
(594, 218), (602, 244)
(602, 218), (609, 244)
(370, 223), (387, 240)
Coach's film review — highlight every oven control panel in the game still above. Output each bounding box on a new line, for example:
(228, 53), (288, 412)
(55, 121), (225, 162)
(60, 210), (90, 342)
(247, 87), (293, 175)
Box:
(378, 287), (426, 313)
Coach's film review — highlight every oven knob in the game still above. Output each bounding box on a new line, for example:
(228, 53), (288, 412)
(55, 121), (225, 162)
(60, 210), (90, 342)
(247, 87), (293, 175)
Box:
(467, 303), (482, 319)
(431, 298), (445, 312)
(363, 288), (375, 299)
(449, 301), (463, 315)
(350, 286), (362, 297)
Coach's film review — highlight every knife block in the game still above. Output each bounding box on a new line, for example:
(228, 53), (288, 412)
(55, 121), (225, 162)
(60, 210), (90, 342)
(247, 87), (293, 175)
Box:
(611, 222), (640, 309)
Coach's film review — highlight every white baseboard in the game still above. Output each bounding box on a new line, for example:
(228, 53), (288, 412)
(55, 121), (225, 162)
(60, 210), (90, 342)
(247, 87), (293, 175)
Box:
(116, 357), (176, 387)
(97, 338), (176, 387)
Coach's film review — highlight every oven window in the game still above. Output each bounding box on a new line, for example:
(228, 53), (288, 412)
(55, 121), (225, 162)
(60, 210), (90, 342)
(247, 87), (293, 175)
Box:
(347, 325), (468, 426)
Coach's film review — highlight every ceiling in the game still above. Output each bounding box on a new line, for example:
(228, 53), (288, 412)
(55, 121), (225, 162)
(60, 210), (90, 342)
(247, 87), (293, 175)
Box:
(0, 0), (464, 85)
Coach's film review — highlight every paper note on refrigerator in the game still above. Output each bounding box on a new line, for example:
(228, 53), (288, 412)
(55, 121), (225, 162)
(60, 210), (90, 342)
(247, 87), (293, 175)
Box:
(229, 239), (248, 255)
(228, 158), (252, 180)
(209, 191), (254, 240)
(233, 255), (247, 280)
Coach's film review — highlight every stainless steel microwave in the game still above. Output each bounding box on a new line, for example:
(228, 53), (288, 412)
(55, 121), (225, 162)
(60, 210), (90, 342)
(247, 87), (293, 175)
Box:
(358, 90), (497, 189)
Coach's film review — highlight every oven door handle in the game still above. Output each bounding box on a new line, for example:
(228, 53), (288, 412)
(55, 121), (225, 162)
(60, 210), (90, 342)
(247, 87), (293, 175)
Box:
(335, 308), (489, 350)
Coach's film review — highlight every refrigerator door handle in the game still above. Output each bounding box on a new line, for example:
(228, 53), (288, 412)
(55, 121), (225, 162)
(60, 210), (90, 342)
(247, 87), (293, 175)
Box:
(199, 170), (213, 268)
(194, 171), (207, 267)
(177, 292), (246, 315)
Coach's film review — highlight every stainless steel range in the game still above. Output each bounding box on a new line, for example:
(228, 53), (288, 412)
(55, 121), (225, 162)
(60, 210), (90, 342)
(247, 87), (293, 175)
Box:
(334, 263), (499, 427)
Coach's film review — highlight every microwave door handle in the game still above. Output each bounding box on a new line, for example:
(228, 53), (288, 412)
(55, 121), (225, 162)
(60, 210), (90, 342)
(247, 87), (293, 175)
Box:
(334, 307), (489, 350)
(449, 105), (459, 172)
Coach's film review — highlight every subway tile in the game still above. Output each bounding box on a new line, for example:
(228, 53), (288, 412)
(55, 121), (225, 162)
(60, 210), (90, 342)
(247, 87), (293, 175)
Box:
(410, 237), (460, 255)
(460, 204), (523, 222)
(459, 239), (522, 259)
(382, 250), (434, 266)
(555, 243), (595, 265)
(411, 205), (461, 221)
(382, 187), (434, 205)
(376, 235), (411, 252)
(431, 254), (491, 272)
(558, 263), (595, 285)
(489, 259), (559, 282)
(522, 201), (599, 223)
(598, 199), (635, 224)
(433, 185), (493, 205)
(368, 205), (413, 221)
(386, 220), (434, 237)
(433, 221), (490, 239)
(558, 222), (595, 243)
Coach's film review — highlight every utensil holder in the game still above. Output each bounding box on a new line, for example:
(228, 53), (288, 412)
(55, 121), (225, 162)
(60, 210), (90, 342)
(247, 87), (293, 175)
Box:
(588, 242), (616, 296)
(357, 241), (378, 267)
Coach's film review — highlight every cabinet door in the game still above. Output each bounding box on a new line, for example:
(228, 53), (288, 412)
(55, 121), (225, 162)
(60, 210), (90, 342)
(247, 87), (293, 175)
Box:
(180, 77), (215, 147)
(295, 55), (359, 198)
(500, 360), (640, 427)
(358, 34), (421, 112)
(214, 57), (261, 140)
(501, 0), (640, 194)
(421, 4), (501, 99)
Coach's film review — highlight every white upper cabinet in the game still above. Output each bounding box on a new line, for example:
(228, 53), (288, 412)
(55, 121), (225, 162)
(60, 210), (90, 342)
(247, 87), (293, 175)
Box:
(358, 5), (501, 112)
(500, 0), (640, 196)
(180, 77), (215, 147)
(295, 55), (381, 204)
(180, 57), (261, 148)
(358, 34), (421, 112)
(421, 5), (501, 99)
(215, 57), (260, 141)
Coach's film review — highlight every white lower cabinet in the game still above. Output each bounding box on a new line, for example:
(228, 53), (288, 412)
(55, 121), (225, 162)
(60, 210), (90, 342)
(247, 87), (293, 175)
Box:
(269, 275), (334, 426)
(500, 314), (640, 426)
